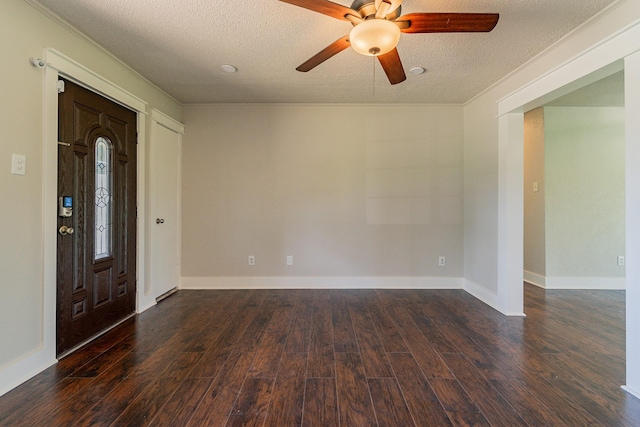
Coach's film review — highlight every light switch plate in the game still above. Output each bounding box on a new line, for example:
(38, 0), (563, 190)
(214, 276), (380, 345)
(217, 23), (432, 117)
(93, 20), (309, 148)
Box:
(11, 154), (26, 175)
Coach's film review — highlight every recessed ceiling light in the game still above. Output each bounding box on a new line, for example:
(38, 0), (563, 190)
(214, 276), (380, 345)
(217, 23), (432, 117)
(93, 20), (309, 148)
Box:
(409, 67), (426, 75)
(221, 64), (237, 73)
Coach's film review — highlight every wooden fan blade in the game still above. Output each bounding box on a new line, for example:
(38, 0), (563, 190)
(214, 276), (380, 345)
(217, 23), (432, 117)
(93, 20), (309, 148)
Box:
(279, 0), (357, 21)
(397, 13), (499, 33)
(377, 48), (406, 85)
(296, 35), (351, 72)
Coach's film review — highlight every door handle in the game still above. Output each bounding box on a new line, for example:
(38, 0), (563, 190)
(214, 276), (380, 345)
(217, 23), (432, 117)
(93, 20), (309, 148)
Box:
(156, 218), (165, 224)
(59, 225), (74, 235)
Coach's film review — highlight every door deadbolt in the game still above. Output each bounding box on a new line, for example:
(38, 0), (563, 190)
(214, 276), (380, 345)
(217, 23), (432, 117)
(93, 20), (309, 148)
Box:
(59, 225), (74, 235)
(156, 218), (165, 224)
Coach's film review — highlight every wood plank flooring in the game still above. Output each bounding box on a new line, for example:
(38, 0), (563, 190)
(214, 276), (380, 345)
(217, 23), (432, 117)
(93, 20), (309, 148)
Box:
(1, 285), (639, 426)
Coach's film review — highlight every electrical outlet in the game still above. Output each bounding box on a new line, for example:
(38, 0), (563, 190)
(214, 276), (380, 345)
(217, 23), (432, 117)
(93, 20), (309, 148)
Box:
(617, 256), (625, 266)
(248, 255), (255, 266)
(286, 255), (293, 266)
(11, 154), (26, 175)
(438, 256), (446, 267)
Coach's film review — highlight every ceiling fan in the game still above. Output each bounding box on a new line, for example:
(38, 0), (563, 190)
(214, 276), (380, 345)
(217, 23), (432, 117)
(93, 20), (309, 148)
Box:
(280, 0), (499, 84)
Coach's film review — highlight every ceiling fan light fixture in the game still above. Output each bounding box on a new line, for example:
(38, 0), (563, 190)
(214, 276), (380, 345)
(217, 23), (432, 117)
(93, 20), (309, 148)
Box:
(349, 18), (401, 56)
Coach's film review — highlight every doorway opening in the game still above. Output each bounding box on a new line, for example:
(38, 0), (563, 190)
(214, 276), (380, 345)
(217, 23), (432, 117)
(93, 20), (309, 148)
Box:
(523, 71), (626, 290)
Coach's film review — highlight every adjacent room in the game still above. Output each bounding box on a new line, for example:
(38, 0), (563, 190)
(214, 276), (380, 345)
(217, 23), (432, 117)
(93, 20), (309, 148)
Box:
(524, 71), (626, 291)
(1, 0), (640, 425)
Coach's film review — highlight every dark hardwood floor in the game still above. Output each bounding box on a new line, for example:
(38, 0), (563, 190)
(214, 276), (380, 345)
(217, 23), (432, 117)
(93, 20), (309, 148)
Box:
(1, 285), (639, 426)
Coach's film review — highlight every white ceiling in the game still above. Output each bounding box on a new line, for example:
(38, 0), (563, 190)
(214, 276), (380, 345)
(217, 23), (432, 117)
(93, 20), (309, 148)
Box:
(35, 0), (620, 104)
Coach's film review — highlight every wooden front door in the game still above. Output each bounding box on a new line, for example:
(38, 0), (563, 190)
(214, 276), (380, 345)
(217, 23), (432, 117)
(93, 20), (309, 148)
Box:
(57, 78), (137, 356)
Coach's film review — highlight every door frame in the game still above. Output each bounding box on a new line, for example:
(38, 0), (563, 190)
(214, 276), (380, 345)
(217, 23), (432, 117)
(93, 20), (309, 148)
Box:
(42, 48), (153, 364)
(495, 21), (640, 397)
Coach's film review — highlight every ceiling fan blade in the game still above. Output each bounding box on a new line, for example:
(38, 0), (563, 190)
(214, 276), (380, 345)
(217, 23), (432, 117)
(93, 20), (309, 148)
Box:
(377, 48), (406, 85)
(296, 35), (351, 72)
(279, 0), (358, 21)
(397, 13), (499, 33)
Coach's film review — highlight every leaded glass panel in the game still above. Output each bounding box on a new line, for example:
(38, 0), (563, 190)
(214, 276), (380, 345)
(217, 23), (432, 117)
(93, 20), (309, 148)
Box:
(95, 137), (112, 260)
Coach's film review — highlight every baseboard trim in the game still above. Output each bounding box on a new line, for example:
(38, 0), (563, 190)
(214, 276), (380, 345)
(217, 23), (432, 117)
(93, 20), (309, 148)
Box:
(0, 349), (57, 398)
(137, 298), (156, 314)
(463, 279), (498, 310)
(462, 279), (526, 316)
(545, 276), (625, 290)
(181, 276), (464, 290)
(622, 385), (640, 400)
(523, 270), (546, 288)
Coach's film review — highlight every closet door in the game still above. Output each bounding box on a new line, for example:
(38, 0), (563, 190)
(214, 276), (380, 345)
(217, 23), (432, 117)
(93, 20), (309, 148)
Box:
(150, 112), (183, 299)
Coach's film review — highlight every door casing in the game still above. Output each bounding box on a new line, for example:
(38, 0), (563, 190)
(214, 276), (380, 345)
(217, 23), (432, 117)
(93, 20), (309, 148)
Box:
(43, 49), (152, 364)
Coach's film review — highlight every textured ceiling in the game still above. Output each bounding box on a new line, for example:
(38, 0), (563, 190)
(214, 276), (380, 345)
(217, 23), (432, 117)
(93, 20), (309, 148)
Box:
(34, 0), (620, 104)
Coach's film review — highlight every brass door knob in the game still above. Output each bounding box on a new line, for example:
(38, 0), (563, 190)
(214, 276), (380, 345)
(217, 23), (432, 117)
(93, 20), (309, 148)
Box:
(59, 225), (74, 235)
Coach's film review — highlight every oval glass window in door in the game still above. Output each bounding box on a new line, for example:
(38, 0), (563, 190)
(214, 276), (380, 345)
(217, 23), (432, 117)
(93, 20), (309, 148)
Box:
(95, 136), (113, 260)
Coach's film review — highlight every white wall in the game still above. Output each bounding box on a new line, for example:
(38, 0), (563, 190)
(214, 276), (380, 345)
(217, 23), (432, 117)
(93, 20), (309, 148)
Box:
(463, 99), (500, 295)
(181, 104), (464, 289)
(0, 0), (181, 396)
(524, 107), (626, 289)
(545, 107), (625, 285)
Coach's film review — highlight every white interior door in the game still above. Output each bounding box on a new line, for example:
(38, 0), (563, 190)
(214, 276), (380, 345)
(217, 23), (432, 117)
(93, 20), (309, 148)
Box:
(150, 116), (183, 298)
